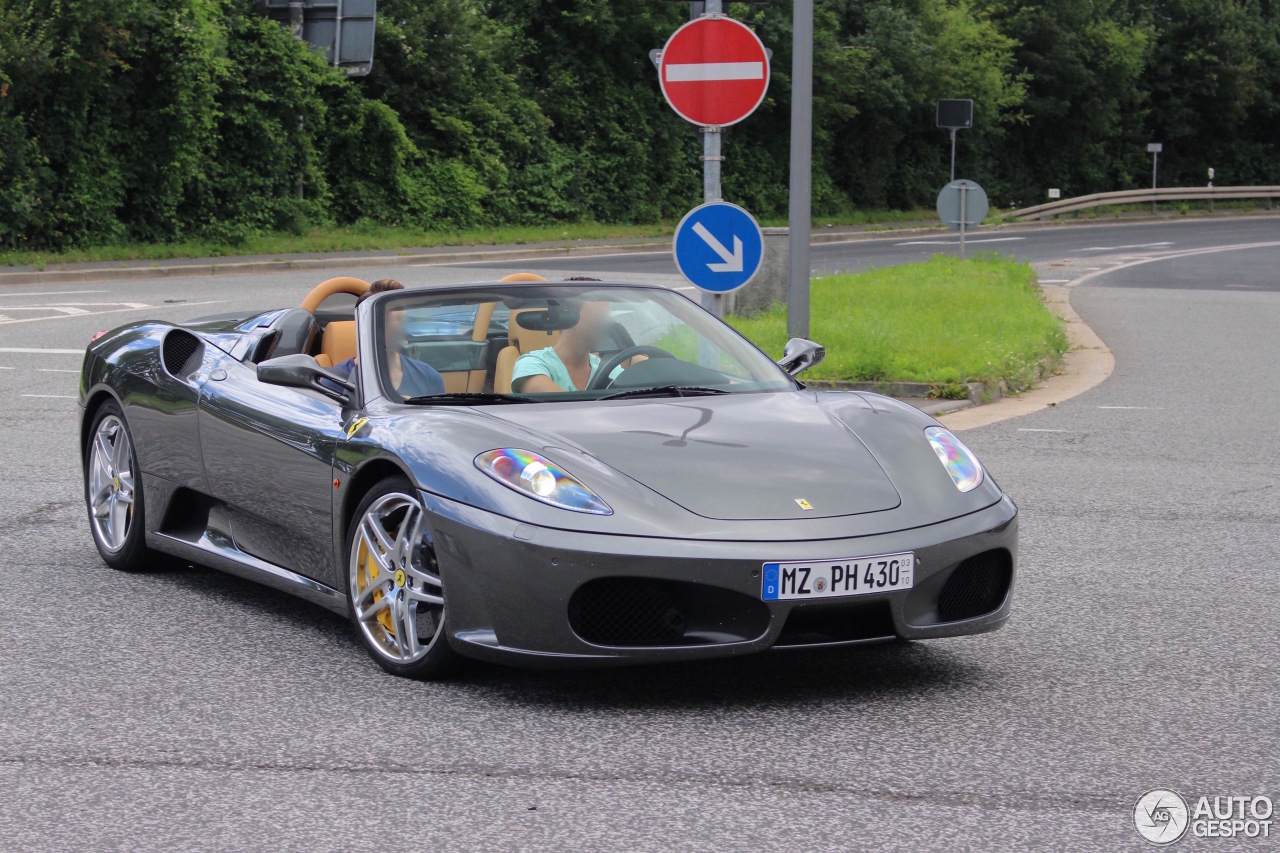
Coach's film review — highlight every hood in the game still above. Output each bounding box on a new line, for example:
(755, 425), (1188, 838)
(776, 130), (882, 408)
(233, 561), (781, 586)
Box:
(485, 392), (901, 521)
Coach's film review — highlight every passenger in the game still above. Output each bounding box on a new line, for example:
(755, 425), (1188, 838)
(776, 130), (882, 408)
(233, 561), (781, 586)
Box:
(325, 279), (446, 398)
(511, 298), (622, 393)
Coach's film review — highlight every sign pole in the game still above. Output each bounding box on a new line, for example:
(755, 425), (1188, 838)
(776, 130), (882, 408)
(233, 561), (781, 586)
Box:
(950, 129), (957, 183)
(959, 185), (967, 259)
(786, 0), (813, 339)
(699, 0), (724, 321)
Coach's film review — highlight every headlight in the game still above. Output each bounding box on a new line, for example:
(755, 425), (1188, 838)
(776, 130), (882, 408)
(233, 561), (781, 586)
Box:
(925, 427), (983, 492)
(475, 449), (612, 515)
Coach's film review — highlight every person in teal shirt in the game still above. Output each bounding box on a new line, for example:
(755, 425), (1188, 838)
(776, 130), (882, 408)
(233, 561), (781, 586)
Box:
(512, 300), (623, 392)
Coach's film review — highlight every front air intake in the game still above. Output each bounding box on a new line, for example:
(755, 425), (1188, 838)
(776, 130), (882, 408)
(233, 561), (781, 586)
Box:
(567, 578), (771, 648)
(162, 330), (202, 377)
(936, 550), (1012, 622)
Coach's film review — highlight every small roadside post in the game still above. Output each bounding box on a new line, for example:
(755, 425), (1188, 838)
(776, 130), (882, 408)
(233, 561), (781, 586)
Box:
(1208, 167), (1215, 213)
(937, 99), (974, 182)
(1148, 143), (1163, 215)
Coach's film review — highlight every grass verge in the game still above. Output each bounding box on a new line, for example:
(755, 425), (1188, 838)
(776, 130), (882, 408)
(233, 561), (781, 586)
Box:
(0, 209), (937, 269)
(728, 255), (1067, 388)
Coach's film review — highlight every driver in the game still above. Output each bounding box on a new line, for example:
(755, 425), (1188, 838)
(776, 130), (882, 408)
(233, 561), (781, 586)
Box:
(511, 299), (622, 393)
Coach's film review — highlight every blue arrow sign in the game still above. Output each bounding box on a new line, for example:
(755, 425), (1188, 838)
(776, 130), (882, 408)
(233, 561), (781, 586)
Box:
(672, 202), (764, 294)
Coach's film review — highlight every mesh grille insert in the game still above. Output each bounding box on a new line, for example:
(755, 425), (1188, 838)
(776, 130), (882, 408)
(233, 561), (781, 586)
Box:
(162, 331), (202, 377)
(568, 579), (687, 647)
(937, 550), (1011, 622)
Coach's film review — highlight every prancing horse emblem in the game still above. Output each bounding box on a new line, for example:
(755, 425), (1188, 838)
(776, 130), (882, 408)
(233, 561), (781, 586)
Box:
(795, 498), (813, 510)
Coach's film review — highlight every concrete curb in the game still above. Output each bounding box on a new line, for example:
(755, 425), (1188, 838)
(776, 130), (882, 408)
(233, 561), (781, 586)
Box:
(0, 241), (677, 287)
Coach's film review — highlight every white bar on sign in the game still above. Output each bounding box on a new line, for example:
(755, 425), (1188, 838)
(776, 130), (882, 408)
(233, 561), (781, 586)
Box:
(665, 61), (764, 82)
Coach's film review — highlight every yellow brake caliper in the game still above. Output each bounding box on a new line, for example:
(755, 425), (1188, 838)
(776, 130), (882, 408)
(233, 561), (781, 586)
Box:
(359, 537), (396, 637)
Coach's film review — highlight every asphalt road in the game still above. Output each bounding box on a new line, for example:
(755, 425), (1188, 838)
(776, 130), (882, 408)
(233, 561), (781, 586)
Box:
(452, 213), (1280, 279)
(1, 219), (1277, 851)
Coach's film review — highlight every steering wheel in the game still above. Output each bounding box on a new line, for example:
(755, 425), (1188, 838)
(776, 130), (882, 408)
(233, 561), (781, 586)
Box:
(588, 345), (676, 390)
(300, 276), (370, 313)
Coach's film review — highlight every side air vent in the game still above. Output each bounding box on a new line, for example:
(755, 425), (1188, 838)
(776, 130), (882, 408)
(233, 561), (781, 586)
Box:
(936, 550), (1012, 622)
(162, 330), (203, 377)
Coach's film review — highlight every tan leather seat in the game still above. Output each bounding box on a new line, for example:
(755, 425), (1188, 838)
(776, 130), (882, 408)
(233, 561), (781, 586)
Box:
(315, 320), (356, 369)
(437, 301), (497, 393)
(494, 309), (561, 393)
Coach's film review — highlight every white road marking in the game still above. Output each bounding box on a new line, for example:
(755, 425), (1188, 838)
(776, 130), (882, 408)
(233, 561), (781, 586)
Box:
(0, 347), (84, 354)
(0, 299), (222, 326)
(1067, 240), (1280, 288)
(1039, 279), (1071, 283)
(37, 368), (80, 373)
(0, 366), (13, 370)
(21, 394), (76, 399)
(665, 61), (764, 82)
(438, 249), (673, 266)
(1078, 242), (1174, 251)
(0, 289), (109, 297)
(895, 237), (1026, 246)
(0, 302), (148, 310)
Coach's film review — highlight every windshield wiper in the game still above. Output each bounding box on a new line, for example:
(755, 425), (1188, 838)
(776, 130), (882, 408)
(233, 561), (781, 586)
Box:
(403, 392), (537, 405)
(601, 384), (729, 400)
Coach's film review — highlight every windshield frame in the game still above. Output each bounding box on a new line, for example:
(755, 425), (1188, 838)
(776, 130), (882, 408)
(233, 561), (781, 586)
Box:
(368, 281), (796, 404)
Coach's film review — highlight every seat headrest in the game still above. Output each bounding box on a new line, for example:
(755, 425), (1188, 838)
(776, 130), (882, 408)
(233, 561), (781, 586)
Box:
(320, 320), (357, 364)
(508, 309), (560, 353)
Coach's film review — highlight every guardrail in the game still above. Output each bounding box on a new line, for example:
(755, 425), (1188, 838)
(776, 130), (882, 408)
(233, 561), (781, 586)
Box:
(1007, 185), (1280, 221)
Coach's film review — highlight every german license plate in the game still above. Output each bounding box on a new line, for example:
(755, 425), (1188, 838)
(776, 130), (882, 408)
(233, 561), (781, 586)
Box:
(761, 552), (914, 601)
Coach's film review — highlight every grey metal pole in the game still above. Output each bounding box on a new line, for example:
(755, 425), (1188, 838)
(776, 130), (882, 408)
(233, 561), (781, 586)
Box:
(701, 127), (724, 320)
(786, 0), (814, 339)
(959, 185), (967, 260)
(950, 129), (957, 183)
(1151, 151), (1158, 215)
(699, 0), (724, 322)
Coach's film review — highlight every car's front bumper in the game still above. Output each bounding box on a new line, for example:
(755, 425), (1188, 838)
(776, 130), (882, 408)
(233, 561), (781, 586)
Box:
(420, 491), (1018, 667)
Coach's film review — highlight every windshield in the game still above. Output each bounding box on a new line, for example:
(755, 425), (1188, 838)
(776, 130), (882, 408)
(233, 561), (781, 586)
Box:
(371, 283), (792, 403)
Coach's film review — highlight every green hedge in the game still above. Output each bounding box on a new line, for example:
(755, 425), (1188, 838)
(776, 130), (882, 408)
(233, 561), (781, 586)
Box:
(3, 0), (1280, 252)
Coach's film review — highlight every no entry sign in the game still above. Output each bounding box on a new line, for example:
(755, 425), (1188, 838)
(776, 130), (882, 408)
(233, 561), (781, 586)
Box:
(659, 17), (770, 127)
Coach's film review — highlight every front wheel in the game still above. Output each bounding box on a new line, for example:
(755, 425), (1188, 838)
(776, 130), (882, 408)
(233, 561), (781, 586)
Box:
(346, 477), (459, 679)
(85, 400), (153, 571)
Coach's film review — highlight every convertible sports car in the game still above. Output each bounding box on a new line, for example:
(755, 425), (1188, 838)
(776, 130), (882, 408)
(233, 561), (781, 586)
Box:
(80, 274), (1017, 679)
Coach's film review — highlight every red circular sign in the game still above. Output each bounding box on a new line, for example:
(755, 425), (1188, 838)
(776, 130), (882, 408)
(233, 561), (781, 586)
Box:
(659, 17), (770, 128)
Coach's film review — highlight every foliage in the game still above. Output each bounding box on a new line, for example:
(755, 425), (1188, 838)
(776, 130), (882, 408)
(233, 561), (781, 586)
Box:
(2, 0), (1279, 251)
(727, 255), (1067, 385)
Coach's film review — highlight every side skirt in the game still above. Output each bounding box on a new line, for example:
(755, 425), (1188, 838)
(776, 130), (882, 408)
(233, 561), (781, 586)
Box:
(149, 529), (348, 617)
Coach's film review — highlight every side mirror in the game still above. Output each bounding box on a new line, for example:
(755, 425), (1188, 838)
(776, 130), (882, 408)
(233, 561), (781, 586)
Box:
(257, 354), (353, 403)
(777, 337), (826, 377)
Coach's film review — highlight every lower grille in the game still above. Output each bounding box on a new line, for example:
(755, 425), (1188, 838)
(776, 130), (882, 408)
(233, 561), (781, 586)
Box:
(568, 579), (686, 646)
(567, 577), (771, 648)
(937, 550), (1011, 622)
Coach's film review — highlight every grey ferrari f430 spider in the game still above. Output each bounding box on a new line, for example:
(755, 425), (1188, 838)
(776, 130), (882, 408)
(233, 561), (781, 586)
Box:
(80, 275), (1017, 679)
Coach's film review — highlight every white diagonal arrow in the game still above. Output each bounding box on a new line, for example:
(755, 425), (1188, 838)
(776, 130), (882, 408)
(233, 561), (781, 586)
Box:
(691, 222), (744, 272)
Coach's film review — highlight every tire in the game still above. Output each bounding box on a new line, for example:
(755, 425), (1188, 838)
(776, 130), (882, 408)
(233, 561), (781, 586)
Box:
(84, 399), (154, 571)
(346, 476), (459, 679)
